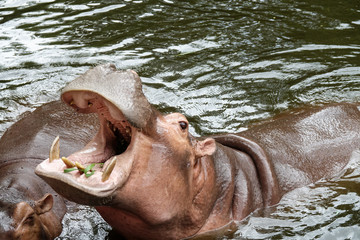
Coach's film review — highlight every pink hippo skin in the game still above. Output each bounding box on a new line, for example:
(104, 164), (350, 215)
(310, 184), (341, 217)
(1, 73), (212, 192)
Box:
(34, 64), (360, 239)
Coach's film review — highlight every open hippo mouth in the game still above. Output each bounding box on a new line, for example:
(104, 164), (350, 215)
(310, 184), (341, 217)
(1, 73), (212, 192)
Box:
(35, 64), (154, 205)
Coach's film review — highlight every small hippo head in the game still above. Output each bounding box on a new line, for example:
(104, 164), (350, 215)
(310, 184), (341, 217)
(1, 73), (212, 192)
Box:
(0, 188), (62, 240)
(36, 64), (218, 238)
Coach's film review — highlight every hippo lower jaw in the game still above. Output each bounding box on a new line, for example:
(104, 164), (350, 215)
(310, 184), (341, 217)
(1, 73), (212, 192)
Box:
(36, 93), (136, 205)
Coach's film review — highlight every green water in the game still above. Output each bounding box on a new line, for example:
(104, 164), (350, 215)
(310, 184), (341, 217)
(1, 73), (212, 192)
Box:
(1, 0), (360, 239)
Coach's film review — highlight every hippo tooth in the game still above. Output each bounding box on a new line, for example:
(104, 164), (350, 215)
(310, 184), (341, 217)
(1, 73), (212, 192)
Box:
(49, 136), (60, 162)
(126, 126), (131, 137)
(102, 156), (117, 182)
(61, 157), (75, 168)
(75, 161), (85, 171)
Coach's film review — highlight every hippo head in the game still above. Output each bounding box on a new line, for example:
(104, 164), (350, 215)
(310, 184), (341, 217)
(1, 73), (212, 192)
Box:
(35, 64), (217, 238)
(0, 188), (62, 240)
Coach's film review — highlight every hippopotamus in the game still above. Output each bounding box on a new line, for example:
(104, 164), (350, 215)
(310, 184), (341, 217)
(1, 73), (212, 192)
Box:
(34, 64), (360, 239)
(0, 101), (98, 239)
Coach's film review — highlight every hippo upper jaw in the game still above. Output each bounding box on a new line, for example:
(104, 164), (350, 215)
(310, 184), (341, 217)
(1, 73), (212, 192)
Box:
(61, 64), (153, 129)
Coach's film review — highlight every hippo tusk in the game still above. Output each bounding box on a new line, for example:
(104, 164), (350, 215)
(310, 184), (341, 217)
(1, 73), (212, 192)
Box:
(102, 156), (117, 182)
(49, 136), (60, 162)
(61, 157), (75, 168)
(125, 126), (131, 137)
(75, 161), (85, 171)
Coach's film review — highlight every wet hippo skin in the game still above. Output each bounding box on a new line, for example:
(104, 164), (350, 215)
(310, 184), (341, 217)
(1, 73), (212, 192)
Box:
(0, 101), (98, 239)
(4, 64), (356, 240)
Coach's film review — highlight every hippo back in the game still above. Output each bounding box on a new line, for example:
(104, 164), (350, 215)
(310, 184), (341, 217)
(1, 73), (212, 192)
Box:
(0, 100), (99, 164)
(238, 103), (360, 195)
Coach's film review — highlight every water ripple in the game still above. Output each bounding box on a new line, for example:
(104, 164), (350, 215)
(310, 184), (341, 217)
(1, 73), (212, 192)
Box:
(0, 0), (360, 239)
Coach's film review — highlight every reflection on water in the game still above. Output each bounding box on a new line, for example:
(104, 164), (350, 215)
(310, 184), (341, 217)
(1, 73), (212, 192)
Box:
(235, 151), (360, 240)
(0, 0), (359, 239)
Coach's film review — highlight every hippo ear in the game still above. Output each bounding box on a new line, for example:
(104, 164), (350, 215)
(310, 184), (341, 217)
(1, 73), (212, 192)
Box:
(34, 194), (54, 214)
(195, 138), (216, 157)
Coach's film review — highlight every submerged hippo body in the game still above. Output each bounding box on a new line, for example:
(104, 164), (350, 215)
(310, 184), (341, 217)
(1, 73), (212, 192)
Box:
(32, 64), (360, 239)
(0, 101), (98, 239)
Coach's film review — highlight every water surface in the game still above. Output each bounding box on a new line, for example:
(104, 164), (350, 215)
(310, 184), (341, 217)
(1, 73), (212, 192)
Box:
(1, 0), (360, 239)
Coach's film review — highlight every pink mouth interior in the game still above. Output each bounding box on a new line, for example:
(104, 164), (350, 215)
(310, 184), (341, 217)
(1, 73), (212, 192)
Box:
(49, 92), (136, 187)
(64, 95), (133, 166)
(35, 91), (137, 203)
(63, 92), (133, 164)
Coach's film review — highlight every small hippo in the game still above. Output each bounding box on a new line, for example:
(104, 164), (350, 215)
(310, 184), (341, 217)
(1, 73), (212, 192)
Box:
(29, 64), (359, 239)
(0, 101), (98, 239)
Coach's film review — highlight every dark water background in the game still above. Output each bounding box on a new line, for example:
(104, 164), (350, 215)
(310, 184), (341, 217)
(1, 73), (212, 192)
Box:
(1, 0), (360, 239)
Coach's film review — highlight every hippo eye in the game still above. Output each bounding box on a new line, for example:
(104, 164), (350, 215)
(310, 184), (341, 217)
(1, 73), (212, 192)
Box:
(179, 121), (188, 130)
(24, 214), (35, 226)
